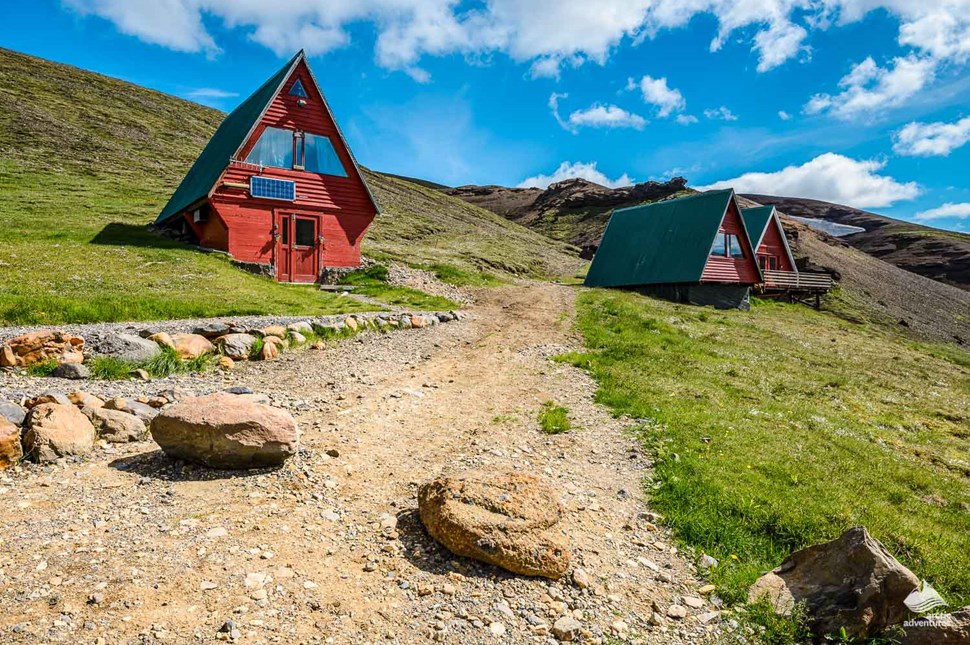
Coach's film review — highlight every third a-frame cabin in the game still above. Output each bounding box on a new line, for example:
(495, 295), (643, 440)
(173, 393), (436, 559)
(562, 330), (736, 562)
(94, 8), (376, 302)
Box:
(584, 189), (763, 309)
(156, 50), (379, 283)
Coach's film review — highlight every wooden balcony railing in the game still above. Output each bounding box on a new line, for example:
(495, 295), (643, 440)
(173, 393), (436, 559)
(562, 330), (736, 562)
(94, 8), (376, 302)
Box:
(762, 270), (833, 291)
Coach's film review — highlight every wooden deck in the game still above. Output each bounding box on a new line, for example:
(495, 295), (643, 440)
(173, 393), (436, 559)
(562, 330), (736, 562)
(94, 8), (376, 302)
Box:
(757, 270), (834, 308)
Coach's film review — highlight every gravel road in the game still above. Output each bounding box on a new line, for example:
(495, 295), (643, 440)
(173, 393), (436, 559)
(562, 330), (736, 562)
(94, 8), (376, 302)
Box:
(0, 283), (736, 644)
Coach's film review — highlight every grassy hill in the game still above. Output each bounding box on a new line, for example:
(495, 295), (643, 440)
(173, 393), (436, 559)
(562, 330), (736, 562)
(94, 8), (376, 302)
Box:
(568, 289), (970, 627)
(0, 48), (580, 325)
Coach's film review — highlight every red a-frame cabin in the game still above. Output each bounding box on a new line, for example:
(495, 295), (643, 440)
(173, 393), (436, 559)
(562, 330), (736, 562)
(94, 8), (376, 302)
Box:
(156, 51), (379, 283)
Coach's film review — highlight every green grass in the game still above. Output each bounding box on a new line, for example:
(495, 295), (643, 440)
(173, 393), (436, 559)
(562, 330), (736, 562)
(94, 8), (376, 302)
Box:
(25, 360), (59, 377)
(565, 290), (970, 619)
(538, 401), (572, 434)
(339, 265), (460, 310)
(0, 48), (579, 325)
(88, 356), (139, 380)
(88, 345), (214, 380)
(428, 263), (503, 287)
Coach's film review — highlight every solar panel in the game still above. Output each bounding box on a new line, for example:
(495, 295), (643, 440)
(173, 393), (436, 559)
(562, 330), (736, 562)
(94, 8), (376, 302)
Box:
(250, 176), (296, 201)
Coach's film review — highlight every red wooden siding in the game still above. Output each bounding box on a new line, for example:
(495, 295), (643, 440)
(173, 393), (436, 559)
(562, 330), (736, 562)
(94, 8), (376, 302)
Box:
(701, 201), (761, 284)
(193, 59), (376, 275)
(756, 218), (795, 272)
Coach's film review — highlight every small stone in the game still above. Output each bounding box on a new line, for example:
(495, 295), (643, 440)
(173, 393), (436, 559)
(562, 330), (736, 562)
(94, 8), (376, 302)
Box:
(666, 605), (688, 620)
(698, 611), (721, 624)
(207, 527), (229, 538)
(488, 622), (506, 637)
(698, 554), (718, 569)
(699, 584), (716, 595)
(52, 363), (91, 380)
(201, 581), (219, 591)
(551, 616), (582, 641)
(683, 596), (705, 609)
(571, 568), (590, 589)
(441, 583), (457, 595)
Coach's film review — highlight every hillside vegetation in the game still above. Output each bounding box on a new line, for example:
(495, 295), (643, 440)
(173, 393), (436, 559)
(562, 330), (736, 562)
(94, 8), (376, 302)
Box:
(565, 289), (970, 615)
(0, 48), (579, 325)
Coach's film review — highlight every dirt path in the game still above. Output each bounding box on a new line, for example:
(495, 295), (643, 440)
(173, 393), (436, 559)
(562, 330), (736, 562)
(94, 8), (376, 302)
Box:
(0, 284), (725, 644)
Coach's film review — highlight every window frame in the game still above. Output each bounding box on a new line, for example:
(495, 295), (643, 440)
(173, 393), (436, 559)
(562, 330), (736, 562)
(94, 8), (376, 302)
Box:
(728, 234), (746, 259)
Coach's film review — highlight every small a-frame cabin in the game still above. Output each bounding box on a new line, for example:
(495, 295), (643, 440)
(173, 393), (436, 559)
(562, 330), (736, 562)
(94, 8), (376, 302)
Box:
(740, 206), (796, 273)
(156, 51), (379, 283)
(741, 205), (833, 303)
(584, 190), (763, 309)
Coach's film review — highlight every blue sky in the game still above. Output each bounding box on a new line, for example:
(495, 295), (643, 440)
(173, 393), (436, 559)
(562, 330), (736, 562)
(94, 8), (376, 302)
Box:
(3, 1), (970, 232)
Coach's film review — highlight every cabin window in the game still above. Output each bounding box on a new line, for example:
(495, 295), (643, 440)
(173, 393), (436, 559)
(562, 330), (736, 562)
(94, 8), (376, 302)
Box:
(303, 134), (347, 177)
(289, 79), (308, 98)
(709, 233), (727, 257)
(246, 128), (347, 177)
(728, 235), (745, 258)
(294, 218), (315, 247)
(245, 126), (294, 169)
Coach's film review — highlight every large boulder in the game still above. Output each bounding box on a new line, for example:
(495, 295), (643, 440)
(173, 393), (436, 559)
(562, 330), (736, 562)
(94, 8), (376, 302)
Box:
(86, 332), (161, 363)
(896, 606), (970, 644)
(23, 403), (96, 462)
(748, 527), (919, 638)
(83, 407), (147, 443)
(0, 331), (84, 367)
(417, 469), (571, 579)
(0, 400), (26, 426)
(150, 392), (298, 469)
(0, 418), (23, 469)
(214, 333), (257, 361)
(170, 334), (214, 360)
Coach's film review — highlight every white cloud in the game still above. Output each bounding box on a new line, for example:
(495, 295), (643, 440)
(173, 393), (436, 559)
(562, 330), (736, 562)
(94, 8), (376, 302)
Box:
(704, 106), (738, 121)
(564, 105), (647, 131)
(676, 114), (699, 125)
(186, 88), (239, 99)
(893, 116), (970, 156)
(58, 0), (970, 111)
(914, 202), (970, 222)
(805, 55), (936, 119)
(696, 153), (920, 209)
(517, 161), (634, 189)
(549, 93), (646, 132)
(628, 75), (686, 117)
(778, 110), (792, 120)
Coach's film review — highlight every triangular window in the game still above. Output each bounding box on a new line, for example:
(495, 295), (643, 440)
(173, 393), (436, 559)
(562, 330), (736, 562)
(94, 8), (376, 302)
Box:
(289, 79), (308, 98)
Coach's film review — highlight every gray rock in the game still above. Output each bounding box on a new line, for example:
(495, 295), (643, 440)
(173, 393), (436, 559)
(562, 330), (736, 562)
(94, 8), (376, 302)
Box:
(287, 321), (313, 334)
(749, 527), (919, 639)
(83, 407), (147, 443)
(193, 322), (234, 339)
(87, 333), (161, 363)
(0, 401), (26, 426)
(226, 386), (254, 395)
(52, 363), (91, 380)
(551, 616), (582, 641)
(214, 333), (257, 360)
(102, 398), (158, 423)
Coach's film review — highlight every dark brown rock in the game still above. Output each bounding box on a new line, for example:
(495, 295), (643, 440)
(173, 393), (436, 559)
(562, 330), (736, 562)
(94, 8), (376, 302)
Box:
(895, 606), (970, 644)
(748, 527), (919, 638)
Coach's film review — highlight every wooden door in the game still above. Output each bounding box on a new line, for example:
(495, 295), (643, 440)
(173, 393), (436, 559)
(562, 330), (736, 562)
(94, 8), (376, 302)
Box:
(276, 213), (292, 282)
(291, 215), (319, 282)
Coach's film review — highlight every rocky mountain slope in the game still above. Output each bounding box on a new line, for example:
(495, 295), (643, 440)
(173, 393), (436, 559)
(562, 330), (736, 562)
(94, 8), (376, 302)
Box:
(0, 48), (581, 325)
(447, 177), (689, 254)
(745, 195), (970, 291)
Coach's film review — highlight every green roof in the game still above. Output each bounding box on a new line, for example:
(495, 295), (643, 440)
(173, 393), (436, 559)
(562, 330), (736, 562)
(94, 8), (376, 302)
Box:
(584, 189), (738, 288)
(156, 52), (301, 224)
(740, 206), (775, 247)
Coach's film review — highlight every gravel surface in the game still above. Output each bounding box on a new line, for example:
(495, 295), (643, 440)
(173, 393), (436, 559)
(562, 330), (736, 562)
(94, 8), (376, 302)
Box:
(0, 284), (743, 644)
